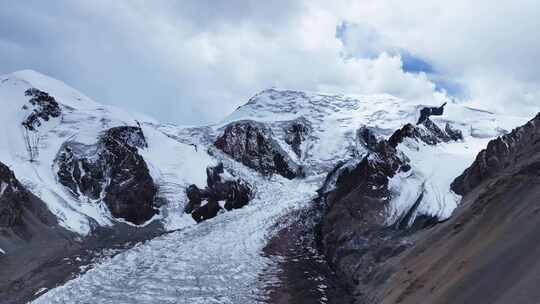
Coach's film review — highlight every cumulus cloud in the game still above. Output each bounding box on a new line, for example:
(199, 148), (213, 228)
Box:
(330, 0), (540, 116)
(0, 1), (538, 123)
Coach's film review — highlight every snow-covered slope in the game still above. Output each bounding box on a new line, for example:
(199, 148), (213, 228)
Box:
(0, 70), (214, 235)
(0, 71), (529, 303)
(197, 88), (526, 223)
(157, 88), (527, 224)
(32, 155), (319, 304)
(221, 89), (525, 174)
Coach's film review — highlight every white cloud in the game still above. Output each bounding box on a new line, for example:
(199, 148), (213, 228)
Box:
(1, 1), (538, 123)
(328, 0), (540, 116)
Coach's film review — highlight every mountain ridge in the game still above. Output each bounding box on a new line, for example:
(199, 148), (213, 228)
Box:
(0, 70), (533, 303)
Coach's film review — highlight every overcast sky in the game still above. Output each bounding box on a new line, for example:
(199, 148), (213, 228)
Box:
(1, 1), (539, 124)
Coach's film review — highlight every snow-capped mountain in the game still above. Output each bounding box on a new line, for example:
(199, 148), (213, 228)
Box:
(0, 70), (531, 303)
(350, 113), (540, 304)
(0, 70), (214, 235)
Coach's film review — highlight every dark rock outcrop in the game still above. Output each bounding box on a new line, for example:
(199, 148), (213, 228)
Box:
(357, 126), (380, 151)
(352, 112), (540, 304)
(20, 88), (62, 161)
(0, 161), (76, 304)
(420, 118), (452, 143)
(0, 158), (164, 304)
(191, 198), (222, 223)
(452, 113), (540, 195)
(284, 119), (310, 158)
(445, 123), (463, 141)
(184, 163), (252, 223)
(215, 120), (301, 179)
(0, 163), (25, 228)
(417, 102), (447, 125)
(55, 126), (157, 224)
(318, 113), (465, 293)
(388, 123), (420, 148)
(388, 118), (459, 148)
(319, 137), (411, 288)
(21, 88), (61, 131)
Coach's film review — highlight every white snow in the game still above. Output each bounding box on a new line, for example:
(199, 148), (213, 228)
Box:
(0, 181), (7, 196)
(0, 70), (118, 234)
(138, 125), (215, 230)
(0, 72), (527, 303)
(34, 288), (48, 296)
(387, 135), (492, 225)
(33, 153), (320, 304)
(219, 89), (529, 175)
(0, 70), (216, 235)
(222, 89), (422, 172)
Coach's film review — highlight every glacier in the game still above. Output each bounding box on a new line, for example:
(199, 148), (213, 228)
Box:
(0, 70), (529, 303)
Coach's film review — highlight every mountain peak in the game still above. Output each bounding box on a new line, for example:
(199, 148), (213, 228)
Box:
(1, 70), (99, 110)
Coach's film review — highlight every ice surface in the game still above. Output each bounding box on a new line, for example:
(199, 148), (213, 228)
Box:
(33, 157), (319, 304)
(0, 71), (217, 234)
(0, 72), (527, 303)
(387, 135), (493, 225)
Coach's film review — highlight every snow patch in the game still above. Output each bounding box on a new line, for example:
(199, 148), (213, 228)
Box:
(387, 135), (492, 225)
(139, 125), (215, 231)
(0, 181), (7, 196)
(33, 154), (320, 304)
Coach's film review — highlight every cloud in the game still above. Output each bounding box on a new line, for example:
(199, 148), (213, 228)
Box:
(0, 1), (538, 124)
(336, 22), (392, 59)
(329, 0), (540, 116)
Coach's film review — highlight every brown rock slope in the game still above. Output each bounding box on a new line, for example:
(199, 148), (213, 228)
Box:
(360, 113), (540, 304)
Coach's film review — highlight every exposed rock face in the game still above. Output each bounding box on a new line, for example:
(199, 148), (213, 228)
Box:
(21, 88), (61, 131)
(416, 102), (446, 125)
(353, 112), (540, 304)
(184, 163), (252, 223)
(0, 159), (163, 304)
(0, 160), (77, 304)
(55, 126), (157, 224)
(215, 120), (301, 179)
(388, 118), (459, 148)
(56, 143), (102, 199)
(319, 137), (411, 288)
(445, 123), (463, 141)
(20, 88), (62, 161)
(0, 163), (25, 228)
(357, 126), (380, 151)
(451, 113), (540, 195)
(388, 123), (421, 148)
(284, 119), (310, 158)
(420, 118), (452, 143)
(319, 117), (463, 292)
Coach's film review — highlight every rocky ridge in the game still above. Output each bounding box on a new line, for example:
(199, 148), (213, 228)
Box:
(452, 112), (540, 195)
(184, 162), (253, 222)
(215, 120), (303, 179)
(318, 113), (463, 291)
(348, 112), (540, 304)
(0, 70), (532, 304)
(55, 126), (157, 225)
(0, 163), (25, 228)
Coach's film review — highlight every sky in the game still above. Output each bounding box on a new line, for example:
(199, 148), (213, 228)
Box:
(1, 0), (539, 124)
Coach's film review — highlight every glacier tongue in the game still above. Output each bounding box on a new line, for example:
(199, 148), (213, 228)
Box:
(32, 159), (320, 304)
